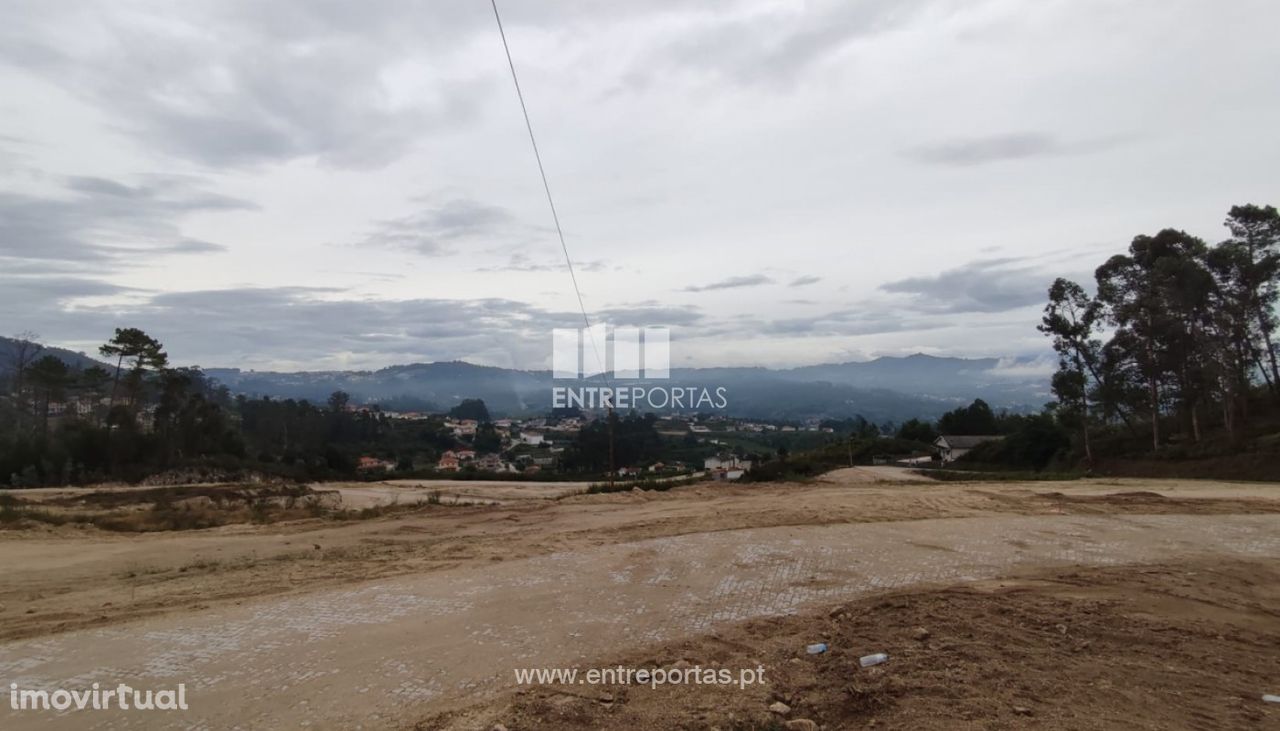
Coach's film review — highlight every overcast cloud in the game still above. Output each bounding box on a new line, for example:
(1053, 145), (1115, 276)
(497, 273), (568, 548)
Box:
(2, 0), (1278, 370)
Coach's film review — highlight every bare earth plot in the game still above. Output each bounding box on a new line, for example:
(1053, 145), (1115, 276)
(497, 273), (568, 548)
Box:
(0, 471), (1278, 729)
(324, 479), (590, 508)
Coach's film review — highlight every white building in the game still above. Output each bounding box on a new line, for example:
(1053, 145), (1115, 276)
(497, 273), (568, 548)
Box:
(933, 435), (1003, 463)
(704, 454), (752, 471)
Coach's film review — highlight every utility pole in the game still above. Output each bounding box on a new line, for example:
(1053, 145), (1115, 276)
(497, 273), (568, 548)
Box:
(607, 407), (616, 489)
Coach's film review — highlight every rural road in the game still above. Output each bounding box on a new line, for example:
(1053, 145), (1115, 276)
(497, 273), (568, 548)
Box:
(2, 512), (1278, 729)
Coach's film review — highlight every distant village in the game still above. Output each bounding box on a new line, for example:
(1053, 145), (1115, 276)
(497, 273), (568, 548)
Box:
(351, 408), (842, 482)
(32, 390), (995, 483)
(8, 328), (1000, 489)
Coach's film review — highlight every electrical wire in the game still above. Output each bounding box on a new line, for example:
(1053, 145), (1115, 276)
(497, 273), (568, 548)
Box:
(490, 0), (609, 387)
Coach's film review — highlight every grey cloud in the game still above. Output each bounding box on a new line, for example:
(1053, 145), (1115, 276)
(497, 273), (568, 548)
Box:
(631, 0), (942, 89)
(0, 274), (136, 346)
(0, 276), (133, 309)
(0, 175), (251, 264)
(905, 133), (1059, 166)
(1, 2), (490, 168)
(64, 176), (253, 212)
(789, 275), (821, 287)
(678, 303), (923, 342)
(905, 133), (1127, 167)
(9, 286), (593, 370)
(683, 274), (774, 292)
(755, 308), (915, 338)
(595, 305), (703, 327)
(158, 239), (229, 255)
(357, 199), (529, 256)
(145, 287), (342, 314)
(880, 257), (1050, 313)
(65, 176), (144, 198)
(0, 135), (32, 172)
(0, 259), (99, 276)
(3, 278), (1003, 371)
(475, 251), (608, 273)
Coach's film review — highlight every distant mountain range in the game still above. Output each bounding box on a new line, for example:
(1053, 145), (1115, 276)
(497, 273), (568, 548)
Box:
(1, 336), (1050, 422)
(204, 354), (1051, 422)
(0, 336), (108, 373)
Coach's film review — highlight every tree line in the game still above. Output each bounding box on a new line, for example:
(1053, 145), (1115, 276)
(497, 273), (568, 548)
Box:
(1040, 203), (1280, 464)
(882, 202), (1280, 475)
(0, 328), (457, 486)
(885, 203), (1280, 472)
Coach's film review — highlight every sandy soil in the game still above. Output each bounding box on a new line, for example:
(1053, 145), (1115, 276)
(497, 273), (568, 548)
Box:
(430, 559), (1280, 730)
(817, 466), (939, 483)
(0, 471), (1278, 729)
(2, 472), (1279, 641)
(347, 474), (701, 506)
(324, 479), (590, 508)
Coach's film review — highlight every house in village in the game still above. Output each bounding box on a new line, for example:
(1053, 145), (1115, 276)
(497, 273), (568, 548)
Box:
(703, 454), (752, 472)
(475, 453), (507, 472)
(933, 435), (1003, 463)
(448, 420), (478, 437)
(357, 456), (395, 472)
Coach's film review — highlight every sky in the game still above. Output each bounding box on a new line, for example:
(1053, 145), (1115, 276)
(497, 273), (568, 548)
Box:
(2, 0), (1277, 373)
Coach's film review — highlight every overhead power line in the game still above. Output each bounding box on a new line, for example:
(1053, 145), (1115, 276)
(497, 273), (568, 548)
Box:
(490, 0), (616, 485)
(489, 0), (608, 385)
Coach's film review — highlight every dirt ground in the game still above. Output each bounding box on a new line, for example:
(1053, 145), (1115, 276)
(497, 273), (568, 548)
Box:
(328, 478), (590, 507)
(4, 469), (1279, 642)
(427, 559), (1280, 731)
(0, 468), (1278, 729)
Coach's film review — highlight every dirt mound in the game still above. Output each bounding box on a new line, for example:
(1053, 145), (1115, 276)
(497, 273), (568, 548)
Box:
(1102, 490), (1168, 499)
(1032, 489), (1280, 515)
(1099, 453), (1280, 482)
(139, 467), (281, 486)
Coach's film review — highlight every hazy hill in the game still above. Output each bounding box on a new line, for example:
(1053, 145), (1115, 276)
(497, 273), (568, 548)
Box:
(780, 353), (1044, 401)
(0, 336), (111, 374)
(205, 361), (547, 415)
(207, 354), (1049, 422)
(2, 335), (1048, 421)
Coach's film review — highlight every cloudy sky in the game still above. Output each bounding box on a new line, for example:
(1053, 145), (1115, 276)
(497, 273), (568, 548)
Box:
(2, 0), (1277, 372)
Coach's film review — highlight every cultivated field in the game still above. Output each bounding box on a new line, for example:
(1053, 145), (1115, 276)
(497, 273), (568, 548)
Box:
(1, 468), (1278, 729)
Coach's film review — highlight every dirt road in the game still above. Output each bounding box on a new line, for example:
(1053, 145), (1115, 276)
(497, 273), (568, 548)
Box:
(2, 509), (1277, 730)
